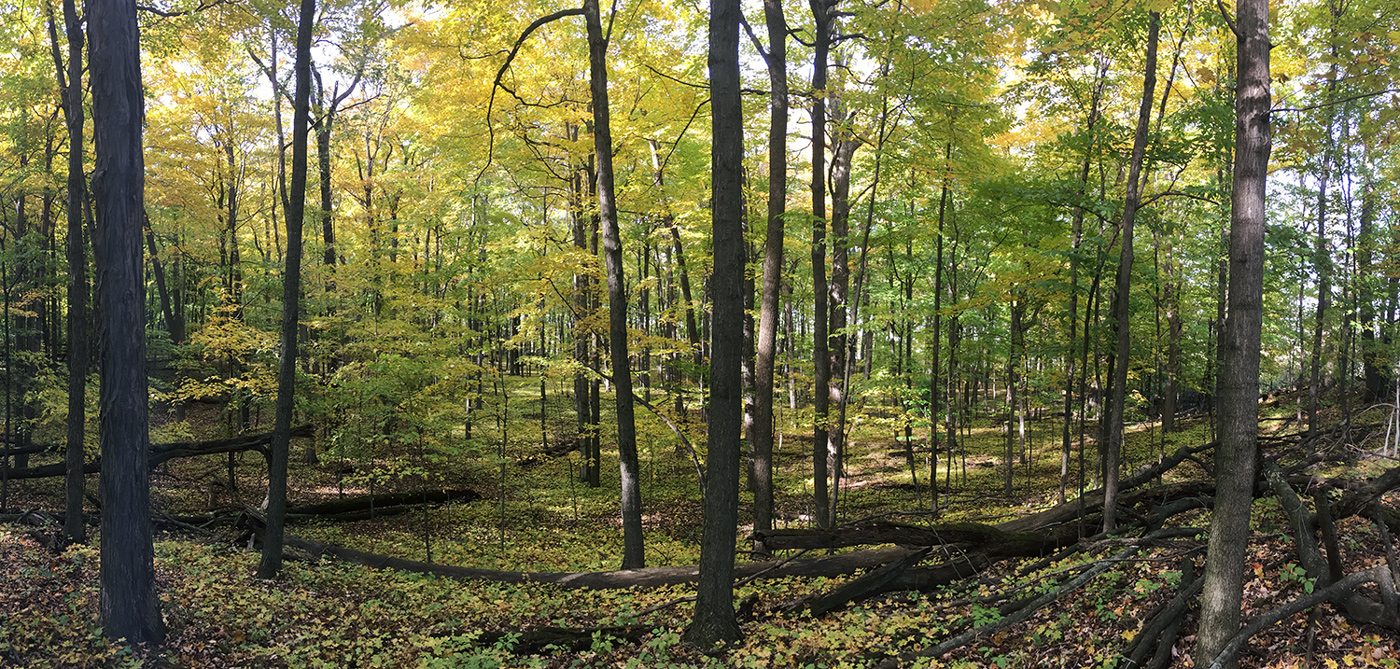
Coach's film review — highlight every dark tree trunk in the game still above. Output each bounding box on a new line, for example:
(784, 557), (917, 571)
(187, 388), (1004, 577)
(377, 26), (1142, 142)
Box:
(826, 129), (858, 521)
(1103, 11), (1158, 533)
(685, 0), (743, 645)
(47, 0), (88, 546)
(1195, 0), (1269, 662)
(929, 159), (948, 512)
(89, 0), (163, 645)
(257, 0), (315, 580)
(583, 0), (643, 569)
(750, 0), (787, 553)
(808, 0), (834, 530)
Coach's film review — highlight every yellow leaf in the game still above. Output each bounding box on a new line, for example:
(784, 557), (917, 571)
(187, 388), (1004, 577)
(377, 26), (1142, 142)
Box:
(1326, 659), (1339, 669)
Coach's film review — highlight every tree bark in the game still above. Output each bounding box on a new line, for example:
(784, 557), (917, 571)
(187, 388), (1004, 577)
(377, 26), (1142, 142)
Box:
(809, 0), (834, 530)
(89, 0), (164, 645)
(1195, 0), (1270, 662)
(257, 0), (315, 580)
(750, 0), (787, 556)
(685, 0), (743, 645)
(1103, 11), (1158, 533)
(582, 0), (644, 570)
(47, 0), (88, 546)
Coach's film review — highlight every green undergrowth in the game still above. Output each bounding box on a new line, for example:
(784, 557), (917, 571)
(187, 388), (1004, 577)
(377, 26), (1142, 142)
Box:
(6, 385), (1399, 666)
(6, 504), (1397, 668)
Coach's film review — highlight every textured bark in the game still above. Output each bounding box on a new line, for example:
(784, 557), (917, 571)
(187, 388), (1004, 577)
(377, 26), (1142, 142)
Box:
(46, 0), (88, 546)
(1195, 0), (1270, 662)
(808, 0), (834, 530)
(257, 0), (315, 580)
(583, 0), (644, 569)
(1104, 12), (1159, 533)
(750, 0), (787, 554)
(826, 131), (858, 519)
(89, 0), (163, 645)
(685, 0), (743, 645)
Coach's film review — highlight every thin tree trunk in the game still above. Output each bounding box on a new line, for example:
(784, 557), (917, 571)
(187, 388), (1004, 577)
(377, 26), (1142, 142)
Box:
(1103, 11), (1159, 533)
(47, 0), (88, 545)
(809, 0), (834, 529)
(257, 0), (315, 580)
(1061, 59), (1107, 502)
(583, 0), (644, 569)
(750, 0), (787, 556)
(1359, 181), (1382, 401)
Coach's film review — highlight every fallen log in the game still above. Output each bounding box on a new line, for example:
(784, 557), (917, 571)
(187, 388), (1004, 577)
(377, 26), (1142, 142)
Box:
(1205, 565), (1400, 669)
(476, 624), (651, 654)
(1263, 459), (1400, 631)
(238, 508), (918, 589)
(756, 480), (1215, 557)
(787, 547), (936, 617)
(874, 533), (1168, 668)
(285, 487), (479, 516)
(1124, 561), (1203, 669)
(0, 425), (312, 480)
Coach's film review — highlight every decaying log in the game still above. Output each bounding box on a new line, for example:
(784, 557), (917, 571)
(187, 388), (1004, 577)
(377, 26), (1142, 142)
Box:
(1124, 561), (1203, 669)
(785, 547), (936, 617)
(0, 425), (312, 480)
(875, 533), (1174, 668)
(757, 479), (1214, 557)
(238, 508), (920, 589)
(1263, 458), (1400, 631)
(476, 624), (651, 653)
(756, 521), (1071, 556)
(285, 487), (480, 518)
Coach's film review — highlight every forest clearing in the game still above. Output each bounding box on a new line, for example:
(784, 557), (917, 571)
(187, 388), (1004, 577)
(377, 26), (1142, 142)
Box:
(2, 0), (1400, 666)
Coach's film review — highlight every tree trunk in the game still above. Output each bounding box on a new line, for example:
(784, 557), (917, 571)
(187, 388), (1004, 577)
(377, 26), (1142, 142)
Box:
(1307, 122), (1333, 436)
(826, 127), (858, 521)
(257, 0), (315, 580)
(1062, 59), (1107, 502)
(1358, 181), (1383, 401)
(809, 0), (834, 530)
(685, 0), (743, 645)
(1194, 0), (1270, 662)
(47, 0), (88, 546)
(1103, 11), (1159, 533)
(89, 0), (164, 645)
(750, 0), (787, 555)
(583, 0), (644, 569)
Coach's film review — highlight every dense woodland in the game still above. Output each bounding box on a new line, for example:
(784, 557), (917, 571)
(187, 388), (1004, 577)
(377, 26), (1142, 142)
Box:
(3, 0), (1400, 666)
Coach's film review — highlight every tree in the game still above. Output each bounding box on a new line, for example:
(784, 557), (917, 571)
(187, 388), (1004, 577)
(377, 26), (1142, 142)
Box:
(1103, 10), (1160, 533)
(582, 0), (645, 570)
(684, 0), (743, 646)
(89, 0), (163, 646)
(46, 0), (87, 547)
(750, 0), (788, 552)
(1195, 0), (1270, 663)
(258, 0), (317, 580)
(809, 0), (835, 530)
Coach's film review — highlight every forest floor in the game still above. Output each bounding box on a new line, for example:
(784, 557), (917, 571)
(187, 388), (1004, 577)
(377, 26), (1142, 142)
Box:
(3, 382), (1400, 668)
